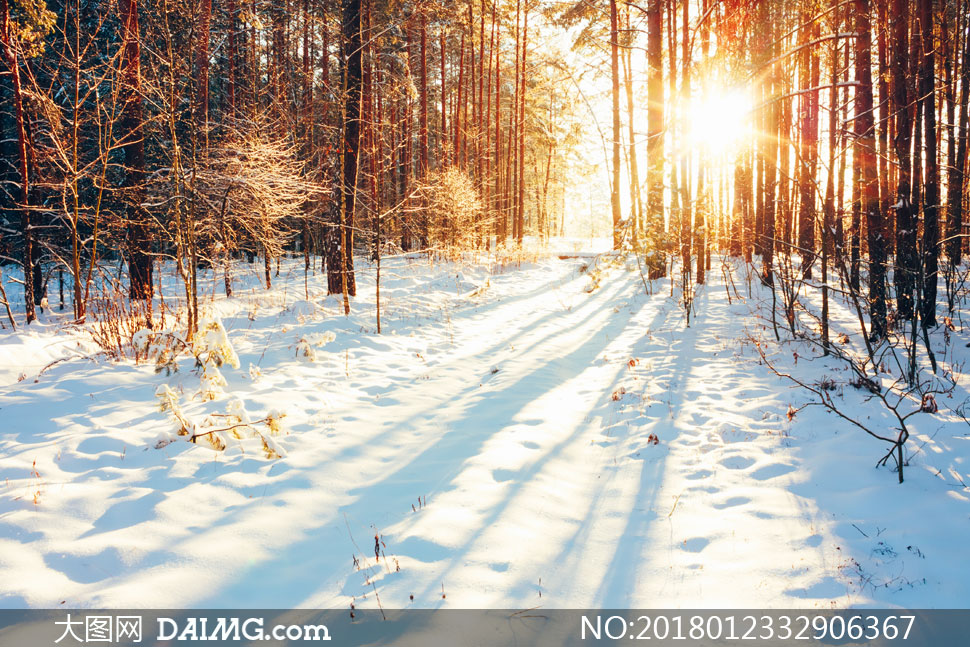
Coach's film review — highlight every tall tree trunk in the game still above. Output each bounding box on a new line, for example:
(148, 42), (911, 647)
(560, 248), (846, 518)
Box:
(1, 0), (36, 322)
(947, 3), (970, 267)
(622, 5), (642, 240)
(892, 0), (916, 319)
(680, 0), (694, 274)
(876, 0), (892, 251)
(119, 0), (153, 303)
(515, 2), (527, 243)
(918, 0), (938, 327)
(227, 0), (238, 118)
(420, 12), (429, 177)
(328, 0), (361, 306)
(822, 9), (840, 352)
(195, 0), (211, 147)
(609, 0), (622, 249)
(440, 28), (447, 167)
(271, 2), (285, 115)
(478, 0), (487, 218)
(646, 0), (664, 277)
(856, 0), (887, 339)
(492, 3), (502, 241)
(1, 0), (34, 322)
(760, 0), (775, 286)
(797, 6), (819, 279)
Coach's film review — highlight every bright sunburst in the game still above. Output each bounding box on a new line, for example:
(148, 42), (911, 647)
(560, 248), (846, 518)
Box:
(686, 89), (752, 155)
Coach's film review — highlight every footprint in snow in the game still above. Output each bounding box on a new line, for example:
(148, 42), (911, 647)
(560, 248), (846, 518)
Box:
(492, 469), (518, 483)
(681, 537), (711, 552)
(685, 469), (714, 480)
(712, 496), (751, 509)
(750, 463), (796, 481)
(718, 455), (757, 470)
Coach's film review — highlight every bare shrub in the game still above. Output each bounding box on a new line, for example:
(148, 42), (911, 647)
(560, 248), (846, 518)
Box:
(88, 277), (154, 359)
(414, 168), (484, 260)
(188, 129), (326, 267)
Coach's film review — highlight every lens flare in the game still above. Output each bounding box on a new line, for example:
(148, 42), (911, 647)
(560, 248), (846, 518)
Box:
(686, 89), (751, 155)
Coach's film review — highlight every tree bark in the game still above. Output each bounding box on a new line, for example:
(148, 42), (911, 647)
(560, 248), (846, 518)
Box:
(797, 6), (819, 279)
(328, 0), (361, 305)
(646, 0), (664, 277)
(515, 2), (528, 244)
(891, 0), (916, 319)
(609, 0), (622, 250)
(918, 0), (938, 327)
(946, 3), (970, 266)
(195, 0), (211, 146)
(119, 0), (153, 303)
(856, 0), (887, 339)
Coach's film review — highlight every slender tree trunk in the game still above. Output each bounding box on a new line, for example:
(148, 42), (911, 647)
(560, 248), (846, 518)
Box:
(420, 12), (429, 176)
(227, 0), (238, 118)
(892, 0), (916, 319)
(492, 3), (502, 241)
(328, 0), (361, 305)
(797, 6), (819, 279)
(646, 0), (664, 277)
(1, 0), (38, 322)
(622, 5), (643, 240)
(455, 31), (465, 169)
(947, 3), (970, 267)
(195, 0), (211, 147)
(1, 0), (36, 322)
(680, 0), (694, 273)
(918, 0), (939, 327)
(119, 0), (153, 304)
(440, 28), (447, 167)
(857, 0), (887, 339)
(822, 13), (840, 352)
(876, 0), (892, 251)
(515, 2), (527, 243)
(478, 0), (487, 223)
(609, 0), (622, 249)
(760, 0), (775, 286)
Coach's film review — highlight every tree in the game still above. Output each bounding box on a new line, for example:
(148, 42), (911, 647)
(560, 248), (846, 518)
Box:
(891, 0), (916, 320)
(917, 0), (938, 327)
(855, 0), (887, 339)
(118, 0), (152, 304)
(645, 0), (664, 278)
(946, 2), (969, 269)
(328, 0), (362, 311)
(1, 0), (37, 322)
(609, 0), (621, 250)
(796, 3), (819, 280)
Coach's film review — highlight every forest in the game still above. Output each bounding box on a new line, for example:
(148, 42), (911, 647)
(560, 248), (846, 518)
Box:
(1, 0), (969, 612)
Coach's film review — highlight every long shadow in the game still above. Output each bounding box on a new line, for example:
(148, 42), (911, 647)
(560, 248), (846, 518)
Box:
(400, 295), (680, 604)
(1, 259), (652, 606)
(287, 277), (638, 476)
(590, 313), (702, 604)
(202, 278), (662, 605)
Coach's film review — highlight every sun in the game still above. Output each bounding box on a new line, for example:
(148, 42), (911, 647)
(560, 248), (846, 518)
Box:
(686, 89), (751, 155)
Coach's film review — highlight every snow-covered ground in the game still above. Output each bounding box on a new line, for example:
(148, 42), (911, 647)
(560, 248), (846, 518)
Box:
(0, 246), (968, 609)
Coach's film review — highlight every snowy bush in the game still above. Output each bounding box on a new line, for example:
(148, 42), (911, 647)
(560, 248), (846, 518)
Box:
(294, 331), (337, 362)
(153, 391), (287, 458)
(192, 318), (240, 369)
(198, 364), (228, 401)
(155, 384), (180, 413)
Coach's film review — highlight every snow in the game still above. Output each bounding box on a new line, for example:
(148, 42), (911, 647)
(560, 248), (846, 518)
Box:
(0, 248), (968, 609)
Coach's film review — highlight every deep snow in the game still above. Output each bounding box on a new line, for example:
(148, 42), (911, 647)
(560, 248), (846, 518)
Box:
(0, 245), (968, 609)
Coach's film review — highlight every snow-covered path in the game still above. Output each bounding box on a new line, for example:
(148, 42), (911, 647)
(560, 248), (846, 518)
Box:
(1, 256), (967, 608)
